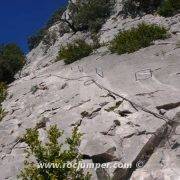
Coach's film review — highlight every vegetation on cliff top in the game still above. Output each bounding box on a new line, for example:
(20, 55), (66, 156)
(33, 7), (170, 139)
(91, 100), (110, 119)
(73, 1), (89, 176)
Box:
(27, 0), (180, 52)
(28, 0), (114, 50)
(109, 23), (168, 55)
(158, 0), (180, 17)
(122, 0), (162, 17)
(122, 0), (180, 18)
(69, 0), (114, 33)
(57, 40), (93, 65)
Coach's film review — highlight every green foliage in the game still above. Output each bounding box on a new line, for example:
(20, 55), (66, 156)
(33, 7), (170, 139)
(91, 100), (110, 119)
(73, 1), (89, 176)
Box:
(0, 82), (7, 103)
(0, 107), (6, 122)
(71, 0), (114, 33)
(122, 0), (162, 17)
(158, 0), (180, 17)
(109, 23), (167, 55)
(0, 44), (25, 83)
(19, 125), (90, 180)
(0, 82), (7, 122)
(122, 0), (180, 17)
(57, 40), (93, 64)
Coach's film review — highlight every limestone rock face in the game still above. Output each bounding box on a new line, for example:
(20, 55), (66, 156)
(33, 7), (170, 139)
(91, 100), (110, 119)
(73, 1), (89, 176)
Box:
(0, 0), (180, 179)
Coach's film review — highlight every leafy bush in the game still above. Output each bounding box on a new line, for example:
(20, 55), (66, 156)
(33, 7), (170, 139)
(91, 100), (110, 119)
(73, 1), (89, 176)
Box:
(122, 0), (180, 17)
(19, 125), (90, 180)
(0, 82), (7, 103)
(0, 107), (6, 122)
(57, 40), (93, 64)
(109, 23), (167, 55)
(0, 82), (7, 122)
(0, 44), (25, 83)
(122, 0), (162, 17)
(158, 0), (180, 17)
(70, 0), (114, 33)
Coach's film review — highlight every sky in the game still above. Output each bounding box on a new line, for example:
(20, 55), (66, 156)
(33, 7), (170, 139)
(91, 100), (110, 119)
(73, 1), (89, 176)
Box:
(0, 0), (67, 53)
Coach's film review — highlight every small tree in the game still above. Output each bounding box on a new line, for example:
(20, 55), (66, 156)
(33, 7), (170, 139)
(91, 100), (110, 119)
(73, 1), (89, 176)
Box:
(122, 0), (162, 17)
(19, 125), (91, 180)
(0, 44), (25, 83)
(70, 0), (114, 33)
(158, 0), (180, 17)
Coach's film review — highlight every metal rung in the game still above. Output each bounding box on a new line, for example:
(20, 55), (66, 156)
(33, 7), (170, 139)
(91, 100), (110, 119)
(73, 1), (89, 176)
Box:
(96, 67), (104, 78)
(135, 68), (152, 81)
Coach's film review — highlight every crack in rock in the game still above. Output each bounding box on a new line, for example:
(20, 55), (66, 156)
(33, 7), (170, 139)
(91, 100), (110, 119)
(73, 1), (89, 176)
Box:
(35, 117), (50, 129)
(101, 120), (121, 136)
(117, 110), (132, 117)
(135, 90), (164, 98)
(68, 99), (91, 110)
(81, 107), (101, 119)
(60, 82), (68, 90)
(123, 130), (154, 139)
(82, 147), (120, 164)
(100, 93), (116, 100)
(156, 101), (180, 111)
(105, 101), (123, 112)
(126, 121), (140, 127)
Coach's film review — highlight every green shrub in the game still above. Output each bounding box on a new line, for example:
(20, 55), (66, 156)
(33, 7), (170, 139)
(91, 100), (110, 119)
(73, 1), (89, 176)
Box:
(18, 125), (90, 180)
(0, 82), (7, 122)
(109, 23), (167, 55)
(57, 40), (93, 64)
(0, 106), (6, 122)
(0, 44), (25, 83)
(122, 0), (162, 17)
(158, 0), (180, 17)
(0, 82), (7, 103)
(70, 0), (114, 33)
